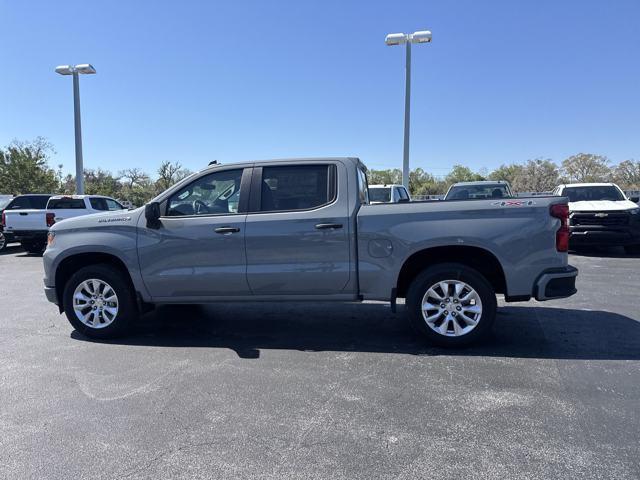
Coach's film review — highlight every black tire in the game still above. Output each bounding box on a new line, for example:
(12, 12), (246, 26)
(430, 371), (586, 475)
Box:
(21, 240), (45, 254)
(624, 245), (640, 255)
(406, 263), (497, 347)
(0, 232), (6, 252)
(63, 264), (138, 339)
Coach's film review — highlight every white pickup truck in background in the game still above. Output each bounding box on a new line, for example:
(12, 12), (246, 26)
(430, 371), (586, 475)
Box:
(552, 183), (640, 254)
(2, 195), (126, 253)
(368, 184), (411, 204)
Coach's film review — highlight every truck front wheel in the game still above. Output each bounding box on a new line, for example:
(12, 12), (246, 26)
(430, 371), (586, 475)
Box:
(406, 263), (497, 347)
(62, 264), (138, 339)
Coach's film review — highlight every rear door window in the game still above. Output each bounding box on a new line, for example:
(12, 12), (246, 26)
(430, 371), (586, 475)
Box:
(106, 199), (125, 211)
(8, 196), (51, 209)
(48, 198), (86, 209)
(259, 165), (335, 212)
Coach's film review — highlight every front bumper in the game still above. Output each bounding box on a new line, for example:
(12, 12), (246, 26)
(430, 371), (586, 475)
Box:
(569, 213), (640, 247)
(44, 285), (58, 305)
(534, 265), (578, 301)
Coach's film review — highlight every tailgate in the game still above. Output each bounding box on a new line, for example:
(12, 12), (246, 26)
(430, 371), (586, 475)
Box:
(4, 210), (46, 231)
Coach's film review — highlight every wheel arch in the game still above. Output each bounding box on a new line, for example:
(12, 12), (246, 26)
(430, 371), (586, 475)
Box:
(396, 245), (506, 298)
(54, 252), (137, 312)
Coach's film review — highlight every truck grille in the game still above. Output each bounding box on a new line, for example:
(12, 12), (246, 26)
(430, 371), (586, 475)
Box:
(571, 212), (630, 226)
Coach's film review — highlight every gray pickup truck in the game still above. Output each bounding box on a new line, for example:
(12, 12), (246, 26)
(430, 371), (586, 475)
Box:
(43, 157), (577, 346)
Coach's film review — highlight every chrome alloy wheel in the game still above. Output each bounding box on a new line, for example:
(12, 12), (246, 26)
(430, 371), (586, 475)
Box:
(421, 279), (483, 337)
(72, 279), (119, 329)
(0, 233), (6, 250)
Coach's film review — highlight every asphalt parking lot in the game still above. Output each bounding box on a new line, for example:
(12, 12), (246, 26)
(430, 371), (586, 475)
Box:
(1, 246), (639, 479)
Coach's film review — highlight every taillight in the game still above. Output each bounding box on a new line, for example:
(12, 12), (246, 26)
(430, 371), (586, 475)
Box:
(46, 212), (56, 228)
(550, 203), (570, 252)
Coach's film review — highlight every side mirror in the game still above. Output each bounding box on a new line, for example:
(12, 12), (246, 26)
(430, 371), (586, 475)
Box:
(145, 202), (162, 229)
(630, 196), (639, 203)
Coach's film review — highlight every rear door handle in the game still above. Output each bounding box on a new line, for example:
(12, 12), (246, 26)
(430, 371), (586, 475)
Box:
(315, 223), (343, 230)
(214, 226), (240, 234)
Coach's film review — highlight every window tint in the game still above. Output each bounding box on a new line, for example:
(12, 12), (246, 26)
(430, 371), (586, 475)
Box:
(563, 186), (624, 202)
(357, 167), (369, 204)
(48, 198), (86, 209)
(167, 169), (243, 216)
(369, 187), (391, 203)
(9, 195), (51, 209)
(90, 198), (108, 211)
(260, 165), (334, 212)
(106, 199), (124, 211)
(398, 187), (410, 201)
(446, 185), (511, 200)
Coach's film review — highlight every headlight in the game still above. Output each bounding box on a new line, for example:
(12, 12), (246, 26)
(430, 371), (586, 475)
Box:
(46, 231), (56, 248)
(630, 208), (640, 215)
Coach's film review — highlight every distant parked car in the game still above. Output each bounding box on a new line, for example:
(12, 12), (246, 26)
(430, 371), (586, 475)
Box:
(0, 194), (52, 253)
(444, 181), (514, 201)
(3, 194), (126, 254)
(368, 184), (411, 204)
(0, 196), (16, 252)
(553, 183), (640, 254)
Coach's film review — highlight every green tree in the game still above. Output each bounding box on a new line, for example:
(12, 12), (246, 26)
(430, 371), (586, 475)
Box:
(488, 164), (524, 185)
(445, 164), (485, 184)
(84, 168), (122, 197)
(156, 161), (192, 192)
(368, 168), (402, 186)
(0, 137), (59, 194)
(512, 158), (560, 192)
(561, 153), (611, 183)
(612, 159), (640, 189)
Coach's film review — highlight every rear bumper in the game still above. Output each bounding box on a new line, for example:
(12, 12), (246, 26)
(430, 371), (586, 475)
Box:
(11, 230), (48, 242)
(534, 265), (578, 301)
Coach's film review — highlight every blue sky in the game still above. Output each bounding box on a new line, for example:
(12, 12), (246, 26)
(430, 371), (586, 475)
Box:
(1, 0), (638, 178)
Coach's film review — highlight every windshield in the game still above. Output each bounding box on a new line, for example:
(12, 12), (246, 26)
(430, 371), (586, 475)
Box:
(446, 184), (511, 200)
(369, 187), (391, 203)
(563, 186), (624, 202)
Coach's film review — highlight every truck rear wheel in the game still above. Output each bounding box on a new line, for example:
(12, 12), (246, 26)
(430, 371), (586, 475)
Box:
(0, 233), (6, 252)
(63, 264), (138, 339)
(406, 263), (496, 347)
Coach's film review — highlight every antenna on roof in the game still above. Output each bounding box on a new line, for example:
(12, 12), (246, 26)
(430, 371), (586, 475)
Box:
(208, 160), (219, 166)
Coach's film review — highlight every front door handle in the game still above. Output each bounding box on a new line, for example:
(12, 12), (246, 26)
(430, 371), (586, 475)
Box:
(315, 223), (343, 230)
(214, 226), (240, 234)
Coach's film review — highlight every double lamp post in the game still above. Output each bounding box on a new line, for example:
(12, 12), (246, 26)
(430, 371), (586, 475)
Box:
(385, 30), (432, 189)
(55, 64), (96, 195)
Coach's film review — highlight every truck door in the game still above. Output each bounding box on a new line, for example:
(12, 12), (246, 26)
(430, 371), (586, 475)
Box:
(244, 162), (352, 295)
(137, 167), (252, 299)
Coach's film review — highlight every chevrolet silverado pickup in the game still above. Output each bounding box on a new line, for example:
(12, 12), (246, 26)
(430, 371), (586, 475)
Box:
(552, 183), (640, 254)
(4, 194), (126, 253)
(43, 157), (577, 346)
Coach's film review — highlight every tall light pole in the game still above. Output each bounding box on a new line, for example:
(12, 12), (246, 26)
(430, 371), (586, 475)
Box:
(385, 31), (432, 190)
(55, 64), (96, 195)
